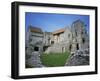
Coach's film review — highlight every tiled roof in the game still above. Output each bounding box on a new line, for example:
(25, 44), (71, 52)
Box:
(52, 28), (65, 35)
(29, 26), (43, 33)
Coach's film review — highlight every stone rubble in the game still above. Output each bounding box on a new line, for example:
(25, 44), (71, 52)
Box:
(65, 49), (89, 66)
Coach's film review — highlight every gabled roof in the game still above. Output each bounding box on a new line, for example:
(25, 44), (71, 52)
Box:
(52, 28), (65, 35)
(29, 25), (43, 33)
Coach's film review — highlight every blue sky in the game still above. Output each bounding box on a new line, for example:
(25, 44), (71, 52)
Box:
(25, 12), (89, 33)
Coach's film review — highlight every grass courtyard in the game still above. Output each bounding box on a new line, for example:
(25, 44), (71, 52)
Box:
(40, 52), (70, 67)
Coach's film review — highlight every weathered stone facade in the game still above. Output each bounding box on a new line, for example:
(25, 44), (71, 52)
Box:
(43, 20), (89, 54)
(25, 19), (89, 67)
(44, 27), (72, 53)
(25, 26), (44, 67)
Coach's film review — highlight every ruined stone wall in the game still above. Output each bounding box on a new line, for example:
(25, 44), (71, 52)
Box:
(26, 30), (44, 56)
(65, 48), (89, 66)
(71, 20), (89, 52)
(43, 32), (52, 46)
(44, 41), (71, 53)
(44, 27), (72, 53)
(44, 20), (89, 53)
(26, 20), (89, 54)
(25, 20), (89, 68)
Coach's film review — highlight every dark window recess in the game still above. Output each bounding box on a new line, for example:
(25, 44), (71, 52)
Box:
(43, 46), (48, 51)
(76, 44), (79, 50)
(25, 47), (27, 50)
(68, 34), (70, 38)
(69, 45), (72, 51)
(48, 38), (50, 43)
(34, 47), (39, 51)
(75, 31), (77, 36)
(81, 31), (83, 34)
(62, 47), (65, 52)
(82, 38), (85, 44)
(51, 41), (54, 44)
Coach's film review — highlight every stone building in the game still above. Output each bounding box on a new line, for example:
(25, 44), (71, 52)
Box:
(25, 20), (89, 67)
(44, 27), (72, 53)
(26, 26), (44, 54)
(71, 20), (89, 52)
(26, 20), (89, 54)
(25, 26), (45, 67)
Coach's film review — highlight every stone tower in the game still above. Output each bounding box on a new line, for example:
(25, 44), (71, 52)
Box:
(71, 20), (89, 52)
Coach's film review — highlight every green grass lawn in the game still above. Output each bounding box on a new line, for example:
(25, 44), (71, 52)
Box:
(40, 52), (70, 67)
